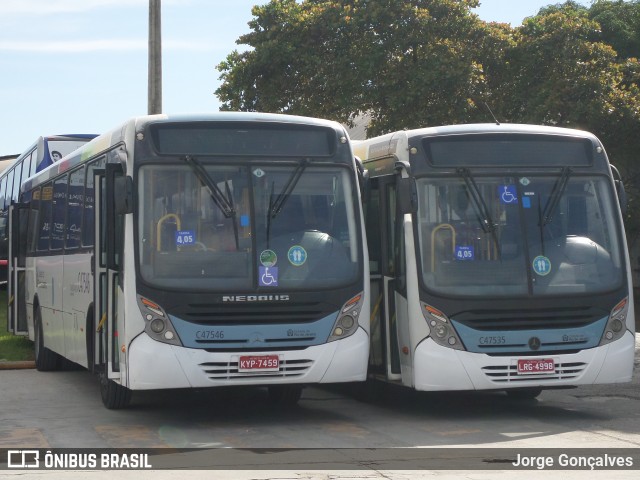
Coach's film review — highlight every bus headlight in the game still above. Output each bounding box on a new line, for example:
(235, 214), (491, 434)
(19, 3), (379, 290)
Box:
(599, 297), (629, 346)
(421, 302), (465, 351)
(328, 293), (364, 342)
(137, 295), (182, 346)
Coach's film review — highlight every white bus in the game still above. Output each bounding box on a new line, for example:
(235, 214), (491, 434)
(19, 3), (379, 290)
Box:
(3, 135), (96, 310)
(9, 113), (369, 408)
(354, 123), (634, 398)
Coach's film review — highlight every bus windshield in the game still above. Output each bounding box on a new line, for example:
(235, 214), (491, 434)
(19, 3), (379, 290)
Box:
(138, 162), (359, 290)
(416, 173), (624, 297)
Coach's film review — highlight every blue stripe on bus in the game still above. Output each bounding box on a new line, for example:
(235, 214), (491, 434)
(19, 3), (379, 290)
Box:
(168, 311), (339, 349)
(450, 316), (608, 354)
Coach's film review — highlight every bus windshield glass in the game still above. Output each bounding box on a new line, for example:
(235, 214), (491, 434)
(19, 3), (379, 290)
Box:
(417, 173), (623, 296)
(138, 162), (359, 290)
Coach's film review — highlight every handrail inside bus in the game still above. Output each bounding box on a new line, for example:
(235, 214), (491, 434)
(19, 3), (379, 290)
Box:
(156, 214), (182, 252)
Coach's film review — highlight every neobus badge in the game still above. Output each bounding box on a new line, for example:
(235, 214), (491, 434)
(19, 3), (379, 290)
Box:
(222, 295), (290, 302)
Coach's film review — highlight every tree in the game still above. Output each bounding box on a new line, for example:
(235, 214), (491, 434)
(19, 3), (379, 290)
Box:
(216, 0), (490, 136)
(589, 0), (640, 59)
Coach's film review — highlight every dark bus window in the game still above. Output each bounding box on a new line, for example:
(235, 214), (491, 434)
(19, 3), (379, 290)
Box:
(27, 188), (41, 254)
(6, 169), (15, 207)
(0, 176), (7, 211)
(83, 157), (106, 247)
(66, 167), (84, 249)
(51, 176), (67, 250)
(38, 184), (53, 251)
(12, 161), (23, 203)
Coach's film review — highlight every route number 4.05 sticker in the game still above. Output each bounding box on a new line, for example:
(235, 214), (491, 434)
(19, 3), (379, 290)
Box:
(175, 230), (195, 246)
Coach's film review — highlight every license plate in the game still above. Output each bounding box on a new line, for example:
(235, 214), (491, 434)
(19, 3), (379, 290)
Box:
(517, 358), (555, 375)
(238, 355), (280, 372)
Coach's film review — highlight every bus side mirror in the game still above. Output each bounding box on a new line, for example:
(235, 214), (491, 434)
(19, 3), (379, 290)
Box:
(395, 161), (417, 215)
(611, 165), (628, 216)
(355, 156), (370, 202)
(114, 176), (133, 215)
(397, 177), (418, 214)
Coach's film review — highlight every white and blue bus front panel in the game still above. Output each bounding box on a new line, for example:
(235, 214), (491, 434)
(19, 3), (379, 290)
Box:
(402, 127), (634, 391)
(127, 118), (369, 389)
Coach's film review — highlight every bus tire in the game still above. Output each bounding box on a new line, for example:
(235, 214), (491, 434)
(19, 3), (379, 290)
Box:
(506, 388), (543, 400)
(100, 374), (132, 409)
(34, 306), (60, 371)
(267, 385), (303, 406)
(86, 311), (95, 373)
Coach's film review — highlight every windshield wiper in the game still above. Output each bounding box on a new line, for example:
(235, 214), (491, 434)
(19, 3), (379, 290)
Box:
(183, 155), (235, 218)
(265, 159), (308, 247)
(269, 159), (308, 218)
(457, 168), (496, 234)
(183, 155), (239, 249)
(541, 166), (572, 226)
(457, 168), (500, 260)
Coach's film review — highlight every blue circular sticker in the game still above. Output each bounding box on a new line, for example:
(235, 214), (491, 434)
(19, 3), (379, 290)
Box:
(287, 245), (307, 266)
(532, 255), (551, 276)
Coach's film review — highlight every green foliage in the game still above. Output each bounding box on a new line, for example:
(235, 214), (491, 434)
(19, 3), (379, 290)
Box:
(216, 0), (486, 135)
(0, 290), (34, 362)
(216, 0), (640, 237)
(589, 0), (640, 59)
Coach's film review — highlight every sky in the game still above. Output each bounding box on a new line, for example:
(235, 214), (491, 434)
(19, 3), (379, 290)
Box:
(0, 0), (593, 156)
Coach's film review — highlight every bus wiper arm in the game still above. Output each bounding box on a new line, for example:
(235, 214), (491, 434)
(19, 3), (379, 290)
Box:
(270, 159), (308, 218)
(225, 179), (239, 249)
(541, 166), (572, 226)
(457, 168), (496, 233)
(183, 155), (235, 218)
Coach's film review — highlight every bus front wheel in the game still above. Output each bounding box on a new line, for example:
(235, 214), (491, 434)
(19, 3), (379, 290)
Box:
(100, 374), (132, 409)
(34, 307), (60, 371)
(267, 385), (303, 406)
(506, 388), (543, 400)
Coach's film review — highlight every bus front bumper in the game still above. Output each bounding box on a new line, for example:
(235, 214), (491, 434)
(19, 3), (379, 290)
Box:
(412, 330), (636, 391)
(127, 327), (368, 390)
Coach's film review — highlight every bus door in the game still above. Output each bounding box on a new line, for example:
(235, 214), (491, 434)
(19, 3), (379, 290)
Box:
(93, 163), (124, 381)
(6, 203), (29, 335)
(366, 176), (402, 382)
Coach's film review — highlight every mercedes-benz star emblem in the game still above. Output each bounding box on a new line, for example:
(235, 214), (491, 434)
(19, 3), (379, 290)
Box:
(528, 337), (541, 351)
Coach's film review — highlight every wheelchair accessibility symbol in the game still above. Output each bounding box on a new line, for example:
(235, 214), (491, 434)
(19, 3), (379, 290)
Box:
(498, 185), (518, 204)
(259, 266), (278, 286)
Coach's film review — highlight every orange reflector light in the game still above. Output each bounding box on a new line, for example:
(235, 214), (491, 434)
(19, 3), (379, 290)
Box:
(343, 293), (362, 312)
(611, 298), (628, 317)
(425, 304), (447, 322)
(141, 297), (164, 317)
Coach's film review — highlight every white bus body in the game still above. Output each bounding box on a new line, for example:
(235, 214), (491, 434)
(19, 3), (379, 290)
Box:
(355, 123), (634, 398)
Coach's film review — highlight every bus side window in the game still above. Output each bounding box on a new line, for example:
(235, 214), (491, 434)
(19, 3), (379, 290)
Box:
(364, 179), (381, 274)
(83, 157), (106, 248)
(66, 167), (84, 249)
(51, 176), (67, 251)
(27, 189), (41, 254)
(0, 175), (7, 211)
(38, 184), (53, 251)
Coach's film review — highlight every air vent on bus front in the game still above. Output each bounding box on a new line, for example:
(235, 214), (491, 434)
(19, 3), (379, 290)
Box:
(172, 301), (331, 325)
(452, 306), (607, 331)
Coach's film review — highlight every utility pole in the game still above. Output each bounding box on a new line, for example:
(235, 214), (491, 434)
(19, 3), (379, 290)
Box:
(148, 0), (162, 114)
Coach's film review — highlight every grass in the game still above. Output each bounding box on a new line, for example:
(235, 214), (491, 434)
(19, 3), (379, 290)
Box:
(0, 289), (35, 362)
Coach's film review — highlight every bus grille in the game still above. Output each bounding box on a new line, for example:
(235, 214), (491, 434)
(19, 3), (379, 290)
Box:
(482, 362), (587, 383)
(173, 302), (330, 325)
(453, 306), (607, 331)
(199, 359), (313, 380)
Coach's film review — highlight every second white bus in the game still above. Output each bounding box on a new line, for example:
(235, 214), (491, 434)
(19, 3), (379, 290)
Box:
(355, 123), (634, 398)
